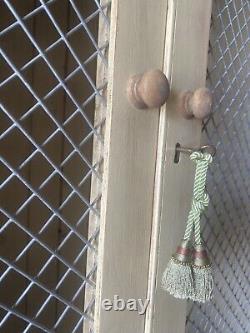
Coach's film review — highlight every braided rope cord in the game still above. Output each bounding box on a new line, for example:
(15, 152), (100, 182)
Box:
(183, 152), (213, 244)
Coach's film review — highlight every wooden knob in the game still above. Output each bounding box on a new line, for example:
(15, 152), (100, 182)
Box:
(127, 69), (170, 109)
(179, 88), (212, 120)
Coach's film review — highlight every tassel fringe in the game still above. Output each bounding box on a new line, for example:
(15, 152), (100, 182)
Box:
(162, 258), (194, 299)
(191, 265), (213, 303)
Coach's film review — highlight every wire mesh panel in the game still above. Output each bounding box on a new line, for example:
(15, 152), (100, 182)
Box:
(186, 0), (250, 332)
(0, 0), (110, 332)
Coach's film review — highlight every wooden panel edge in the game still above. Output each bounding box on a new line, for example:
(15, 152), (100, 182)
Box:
(144, 0), (177, 331)
(93, 0), (118, 332)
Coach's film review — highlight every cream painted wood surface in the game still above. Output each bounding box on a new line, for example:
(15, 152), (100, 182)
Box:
(94, 0), (169, 332)
(146, 1), (213, 333)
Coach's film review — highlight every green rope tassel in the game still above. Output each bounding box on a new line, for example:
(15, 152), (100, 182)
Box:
(162, 151), (213, 302)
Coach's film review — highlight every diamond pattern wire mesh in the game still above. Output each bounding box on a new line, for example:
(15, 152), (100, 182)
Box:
(0, 0), (110, 332)
(186, 0), (250, 333)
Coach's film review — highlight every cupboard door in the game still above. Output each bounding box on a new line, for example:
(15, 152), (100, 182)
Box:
(94, 0), (168, 332)
(146, 1), (212, 333)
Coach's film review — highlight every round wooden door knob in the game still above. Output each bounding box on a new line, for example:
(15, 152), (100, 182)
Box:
(179, 88), (212, 120)
(127, 69), (170, 109)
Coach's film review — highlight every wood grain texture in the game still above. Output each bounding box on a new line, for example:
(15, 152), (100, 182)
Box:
(94, 0), (168, 332)
(146, 1), (212, 332)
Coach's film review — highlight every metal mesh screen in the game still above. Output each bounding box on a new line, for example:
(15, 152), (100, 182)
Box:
(186, 0), (250, 332)
(0, 1), (110, 332)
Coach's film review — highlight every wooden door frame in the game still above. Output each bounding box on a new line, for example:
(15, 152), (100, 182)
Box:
(94, 0), (212, 332)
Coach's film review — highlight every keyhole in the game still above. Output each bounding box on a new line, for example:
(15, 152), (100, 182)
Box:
(174, 143), (181, 164)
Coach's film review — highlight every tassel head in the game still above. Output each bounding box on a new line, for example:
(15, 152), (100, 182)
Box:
(193, 243), (211, 267)
(172, 239), (193, 264)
